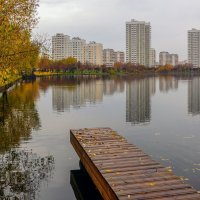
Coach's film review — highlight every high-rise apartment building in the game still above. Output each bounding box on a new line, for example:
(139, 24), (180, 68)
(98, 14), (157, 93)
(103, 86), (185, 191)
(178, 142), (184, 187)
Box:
(71, 37), (86, 63)
(126, 19), (151, 67)
(52, 33), (104, 65)
(159, 52), (170, 66)
(169, 54), (178, 66)
(103, 49), (125, 67)
(149, 48), (156, 67)
(159, 52), (178, 66)
(52, 33), (71, 60)
(114, 51), (125, 63)
(83, 42), (103, 66)
(188, 28), (200, 68)
(103, 49), (115, 67)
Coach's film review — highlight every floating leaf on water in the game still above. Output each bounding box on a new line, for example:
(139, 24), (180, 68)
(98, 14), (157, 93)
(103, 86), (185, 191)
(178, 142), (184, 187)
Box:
(193, 163), (200, 166)
(183, 135), (195, 139)
(180, 176), (189, 181)
(105, 169), (112, 173)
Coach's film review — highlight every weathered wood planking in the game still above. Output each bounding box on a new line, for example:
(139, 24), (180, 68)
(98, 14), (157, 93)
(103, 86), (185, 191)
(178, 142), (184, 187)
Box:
(70, 128), (200, 200)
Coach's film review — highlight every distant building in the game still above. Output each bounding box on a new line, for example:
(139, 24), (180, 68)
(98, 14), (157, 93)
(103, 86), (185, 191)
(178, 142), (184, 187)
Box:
(159, 51), (178, 66)
(52, 33), (104, 65)
(103, 49), (115, 67)
(149, 48), (156, 67)
(159, 52), (170, 66)
(71, 37), (86, 63)
(114, 51), (125, 63)
(169, 54), (178, 66)
(188, 28), (200, 68)
(83, 42), (103, 66)
(126, 19), (151, 67)
(52, 33), (71, 60)
(103, 49), (125, 67)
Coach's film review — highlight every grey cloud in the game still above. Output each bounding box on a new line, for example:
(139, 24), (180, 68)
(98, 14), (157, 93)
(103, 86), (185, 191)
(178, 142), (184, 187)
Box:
(36, 0), (200, 60)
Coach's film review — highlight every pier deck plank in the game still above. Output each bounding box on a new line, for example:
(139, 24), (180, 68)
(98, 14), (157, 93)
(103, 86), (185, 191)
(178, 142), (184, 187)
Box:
(70, 128), (200, 200)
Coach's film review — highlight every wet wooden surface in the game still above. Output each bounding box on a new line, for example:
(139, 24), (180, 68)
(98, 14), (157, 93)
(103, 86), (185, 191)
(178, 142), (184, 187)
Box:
(70, 128), (200, 200)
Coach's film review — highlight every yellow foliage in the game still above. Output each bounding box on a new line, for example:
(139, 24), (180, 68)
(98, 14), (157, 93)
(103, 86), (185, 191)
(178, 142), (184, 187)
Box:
(156, 64), (173, 72)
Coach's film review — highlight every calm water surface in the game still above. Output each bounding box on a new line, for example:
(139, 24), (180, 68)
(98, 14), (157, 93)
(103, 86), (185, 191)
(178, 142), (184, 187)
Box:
(0, 75), (200, 199)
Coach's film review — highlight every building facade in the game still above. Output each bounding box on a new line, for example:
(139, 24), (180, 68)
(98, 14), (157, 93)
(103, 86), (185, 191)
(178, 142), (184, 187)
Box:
(103, 49), (125, 67)
(52, 33), (71, 60)
(83, 42), (103, 66)
(159, 52), (170, 66)
(159, 51), (178, 66)
(149, 48), (156, 67)
(114, 51), (125, 63)
(103, 49), (115, 67)
(52, 33), (104, 65)
(188, 28), (200, 68)
(169, 54), (178, 66)
(71, 37), (86, 63)
(126, 19), (151, 67)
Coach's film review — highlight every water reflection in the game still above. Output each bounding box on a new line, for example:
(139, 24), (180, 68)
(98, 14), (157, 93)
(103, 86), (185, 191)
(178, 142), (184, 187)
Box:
(70, 170), (103, 200)
(0, 149), (54, 199)
(49, 77), (125, 112)
(126, 77), (155, 125)
(188, 77), (200, 115)
(1, 75), (200, 199)
(0, 81), (41, 153)
(159, 76), (178, 93)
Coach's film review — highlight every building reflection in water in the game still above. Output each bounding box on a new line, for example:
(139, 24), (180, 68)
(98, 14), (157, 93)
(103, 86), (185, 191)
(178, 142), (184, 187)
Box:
(52, 77), (125, 112)
(159, 76), (178, 93)
(126, 77), (156, 125)
(188, 77), (200, 115)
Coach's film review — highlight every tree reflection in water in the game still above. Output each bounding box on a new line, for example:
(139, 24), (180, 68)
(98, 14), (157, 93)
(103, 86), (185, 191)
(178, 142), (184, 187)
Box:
(0, 81), (41, 153)
(0, 149), (55, 199)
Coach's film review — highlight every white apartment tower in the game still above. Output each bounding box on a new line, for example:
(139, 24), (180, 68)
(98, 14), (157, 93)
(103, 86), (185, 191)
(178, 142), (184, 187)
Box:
(126, 19), (151, 67)
(149, 48), (156, 67)
(188, 29), (200, 68)
(83, 42), (103, 66)
(52, 33), (71, 60)
(159, 52), (170, 66)
(170, 54), (178, 66)
(159, 52), (178, 66)
(71, 37), (86, 63)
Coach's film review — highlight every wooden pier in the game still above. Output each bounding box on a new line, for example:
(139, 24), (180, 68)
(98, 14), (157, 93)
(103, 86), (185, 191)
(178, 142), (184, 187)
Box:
(70, 128), (200, 200)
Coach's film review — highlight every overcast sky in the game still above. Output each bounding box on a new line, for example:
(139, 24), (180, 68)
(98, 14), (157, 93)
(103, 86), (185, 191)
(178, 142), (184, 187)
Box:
(35, 0), (200, 60)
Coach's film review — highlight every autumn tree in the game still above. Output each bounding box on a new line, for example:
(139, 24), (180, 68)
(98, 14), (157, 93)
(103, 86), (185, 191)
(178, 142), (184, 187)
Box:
(0, 0), (39, 85)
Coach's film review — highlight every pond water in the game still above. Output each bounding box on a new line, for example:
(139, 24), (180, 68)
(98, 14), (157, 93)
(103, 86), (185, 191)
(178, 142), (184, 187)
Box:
(0, 75), (200, 199)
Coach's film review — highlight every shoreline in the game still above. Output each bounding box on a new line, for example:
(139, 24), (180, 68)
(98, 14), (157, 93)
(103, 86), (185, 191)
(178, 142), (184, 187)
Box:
(0, 77), (22, 93)
(1, 70), (200, 93)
